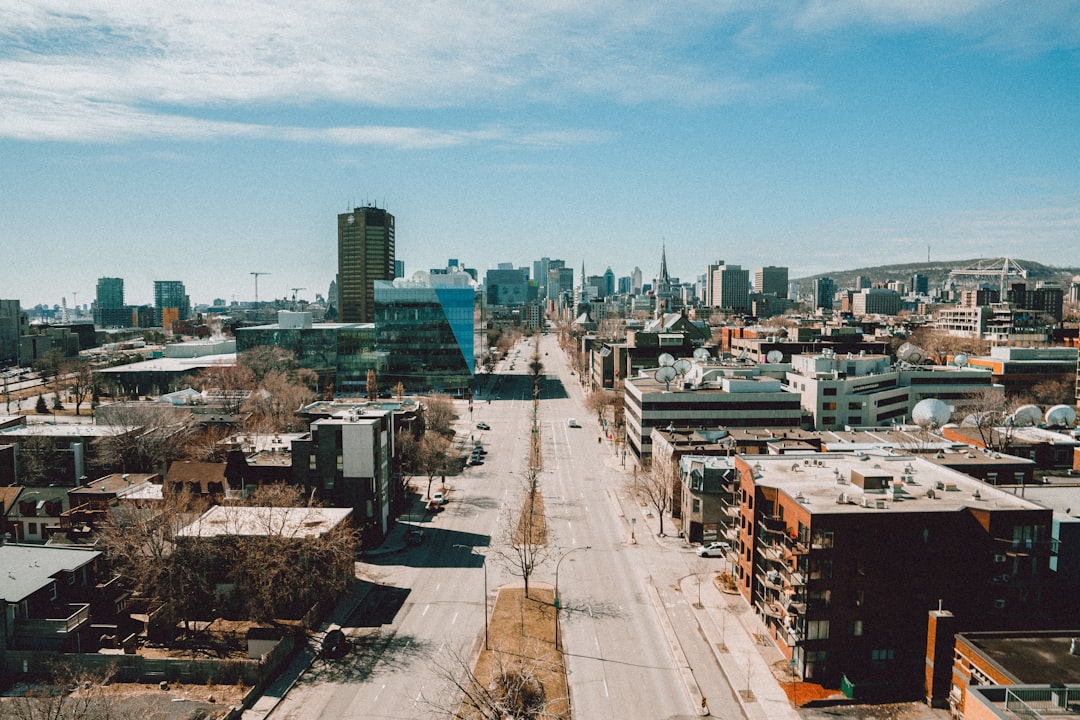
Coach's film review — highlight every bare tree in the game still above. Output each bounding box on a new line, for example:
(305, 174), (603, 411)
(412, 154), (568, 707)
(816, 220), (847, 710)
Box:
(424, 643), (565, 720)
(240, 370), (315, 433)
(491, 465), (552, 598)
(0, 662), (165, 720)
(631, 461), (674, 537)
(585, 389), (617, 425)
(423, 394), (456, 436)
(59, 358), (96, 416)
(93, 403), (195, 474)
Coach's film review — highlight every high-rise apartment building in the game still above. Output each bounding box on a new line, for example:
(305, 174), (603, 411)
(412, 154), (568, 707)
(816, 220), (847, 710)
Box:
(94, 277), (131, 328)
(705, 261), (749, 312)
(815, 277), (835, 310)
(153, 280), (190, 327)
(338, 205), (395, 323)
(754, 266), (788, 298)
(0, 299), (23, 365)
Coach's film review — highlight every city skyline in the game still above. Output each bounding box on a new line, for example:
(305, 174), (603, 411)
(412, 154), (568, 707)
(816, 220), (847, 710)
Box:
(3, 2), (1079, 307)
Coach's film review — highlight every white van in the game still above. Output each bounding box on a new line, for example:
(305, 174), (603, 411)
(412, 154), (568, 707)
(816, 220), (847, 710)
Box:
(567, 418), (580, 428)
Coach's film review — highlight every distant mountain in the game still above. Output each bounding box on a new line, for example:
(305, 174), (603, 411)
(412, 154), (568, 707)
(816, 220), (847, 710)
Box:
(792, 258), (1080, 296)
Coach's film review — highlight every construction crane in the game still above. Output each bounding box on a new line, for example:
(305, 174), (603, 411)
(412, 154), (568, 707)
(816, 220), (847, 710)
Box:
(948, 258), (1027, 296)
(290, 287), (306, 303)
(250, 272), (270, 304)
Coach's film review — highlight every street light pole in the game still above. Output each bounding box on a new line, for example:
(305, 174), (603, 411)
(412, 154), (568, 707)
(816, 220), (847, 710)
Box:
(554, 545), (591, 651)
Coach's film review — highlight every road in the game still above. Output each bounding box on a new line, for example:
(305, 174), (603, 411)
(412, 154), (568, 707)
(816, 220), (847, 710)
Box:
(265, 332), (745, 720)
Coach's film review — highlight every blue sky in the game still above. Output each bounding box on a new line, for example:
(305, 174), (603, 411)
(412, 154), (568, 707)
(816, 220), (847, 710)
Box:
(2, 1), (1078, 307)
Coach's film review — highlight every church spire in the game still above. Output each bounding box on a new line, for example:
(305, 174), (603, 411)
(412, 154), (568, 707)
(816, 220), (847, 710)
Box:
(659, 242), (670, 284)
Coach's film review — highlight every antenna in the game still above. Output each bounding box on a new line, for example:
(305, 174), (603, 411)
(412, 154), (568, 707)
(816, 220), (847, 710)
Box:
(658, 353), (675, 367)
(250, 272), (271, 304)
(655, 366), (677, 391)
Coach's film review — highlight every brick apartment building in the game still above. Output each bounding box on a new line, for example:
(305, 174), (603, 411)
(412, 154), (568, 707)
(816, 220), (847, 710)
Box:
(734, 453), (1056, 701)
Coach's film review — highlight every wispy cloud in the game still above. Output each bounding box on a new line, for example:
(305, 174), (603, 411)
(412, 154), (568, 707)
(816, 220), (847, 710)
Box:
(1, 1), (1076, 145)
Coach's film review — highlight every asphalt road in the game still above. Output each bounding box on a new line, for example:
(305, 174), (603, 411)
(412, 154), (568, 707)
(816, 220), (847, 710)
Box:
(265, 332), (745, 720)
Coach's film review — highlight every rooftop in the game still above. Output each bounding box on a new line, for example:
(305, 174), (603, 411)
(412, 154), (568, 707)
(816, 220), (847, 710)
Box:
(176, 505), (352, 539)
(960, 630), (1080, 685)
(0, 544), (102, 603)
(95, 353), (236, 374)
(748, 452), (1046, 515)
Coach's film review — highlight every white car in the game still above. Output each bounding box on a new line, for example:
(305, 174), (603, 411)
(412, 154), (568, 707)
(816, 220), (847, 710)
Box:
(430, 491), (445, 507)
(695, 541), (731, 557)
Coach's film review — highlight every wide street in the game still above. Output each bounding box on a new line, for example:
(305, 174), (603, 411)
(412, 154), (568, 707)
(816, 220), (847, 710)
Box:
(263, 332), (748, 720)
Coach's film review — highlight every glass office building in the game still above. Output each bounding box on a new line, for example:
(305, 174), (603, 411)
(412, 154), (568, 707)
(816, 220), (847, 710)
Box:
(374, 279), (474, 395)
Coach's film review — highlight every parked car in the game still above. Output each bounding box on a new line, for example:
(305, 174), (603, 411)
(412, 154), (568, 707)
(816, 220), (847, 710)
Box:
(431, 491), (445, 506)
(476, 422), (491, 430)
(567, 418), (580, 428)
(695, 541), (732, 557)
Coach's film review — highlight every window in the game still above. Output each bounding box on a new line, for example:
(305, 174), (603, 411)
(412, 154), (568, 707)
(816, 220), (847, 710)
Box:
(871, 648), (895, 669)
(807, 620), (830, 640)
(692, 499), (701, 513)
(823, 387), (837, 396)
(50, 582), (58, 601)
(823, 402), (836, 411)
(28, 522), (37, 536)
(850, 619), (863, 636)
(986, 472), (997, 483)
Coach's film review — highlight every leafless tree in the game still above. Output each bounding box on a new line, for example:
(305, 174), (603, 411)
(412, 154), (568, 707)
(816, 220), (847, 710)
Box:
(423, 643), (566, 720)
(63, 358), (95, 416)
(240, 369), (315, 433)
(585, 389), (617, 425)
(93, 403), (195, 474)
(423, 394), (457, 436)
(15, 435), (68, 486)
(491, 465), (552, 599)
(630, 460), (674, 537)
(0, 662), (164, 720)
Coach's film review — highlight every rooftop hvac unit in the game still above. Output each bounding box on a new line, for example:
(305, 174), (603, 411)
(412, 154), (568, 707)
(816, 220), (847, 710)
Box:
(861, 497), (871, 508)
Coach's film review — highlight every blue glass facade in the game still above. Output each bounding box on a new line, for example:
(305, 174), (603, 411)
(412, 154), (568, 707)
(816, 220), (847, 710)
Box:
(374, 280), (474, 394)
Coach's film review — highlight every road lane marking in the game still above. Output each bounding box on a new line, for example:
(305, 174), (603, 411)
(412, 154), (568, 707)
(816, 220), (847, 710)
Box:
(422, 604), (430, 616)
(603, 679), (609, 697)
(452, 612), (458, 625)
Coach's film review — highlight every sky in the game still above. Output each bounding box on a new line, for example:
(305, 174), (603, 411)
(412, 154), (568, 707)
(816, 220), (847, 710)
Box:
(2, 1), (1079, 308)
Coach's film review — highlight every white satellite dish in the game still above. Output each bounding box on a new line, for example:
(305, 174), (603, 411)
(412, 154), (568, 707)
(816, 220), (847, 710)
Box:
(1009, 404), (1042, 427)
(953, 353), (968, 368)
(658, 353), (675, 367)
(897, 342), (927, 365)
(655, 365), (677, 390)
(912, 398), (952, 429)
(693, 348), (711, 362)
(673, 359), (692, 376)
(766, 350), (783, 364)
(598, 345), (612, 357)
(1046, 404), (1077, 428)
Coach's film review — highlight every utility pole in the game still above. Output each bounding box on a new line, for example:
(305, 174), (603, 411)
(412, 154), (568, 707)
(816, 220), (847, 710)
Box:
(250, 272), (270, 304)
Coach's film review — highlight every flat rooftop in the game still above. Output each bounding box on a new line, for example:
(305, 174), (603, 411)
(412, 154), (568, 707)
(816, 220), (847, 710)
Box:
(750, 452), (1046, 514)
(95, 354), (236, 374)
(960, 631), (1080, 684)
(176, 505), (352, 538)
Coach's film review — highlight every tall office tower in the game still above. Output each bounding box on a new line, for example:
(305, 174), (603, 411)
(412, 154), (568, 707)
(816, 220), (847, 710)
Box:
(603, 267), (615, 298)
(534, 257), (551, 297)
(754, 266), (789, 298)
(94, 277), (130, 327)
(153, 280), (190, 327)
(0, 299), (22, 365)
(338, 205), (395, 323)
(815, 277), (835, 310)
(705, 261), (750, 312)
(395, 260), (405, 279)
(631, 266), (643, 294)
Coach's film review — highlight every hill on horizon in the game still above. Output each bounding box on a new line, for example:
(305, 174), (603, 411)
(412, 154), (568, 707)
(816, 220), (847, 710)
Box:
(792, 257), (1079, 296)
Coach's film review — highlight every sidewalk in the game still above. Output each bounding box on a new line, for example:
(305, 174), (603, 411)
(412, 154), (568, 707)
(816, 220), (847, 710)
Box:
(611, 453), (801, 720)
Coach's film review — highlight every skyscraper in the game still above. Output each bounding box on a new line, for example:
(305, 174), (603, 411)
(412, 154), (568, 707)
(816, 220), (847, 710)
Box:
(754, 266), (789, 298)
(705, 261), (749, 312)
(338, 205), (395, 323)
(815, 277), (835, 310)
(153, 280), (189, 327)
(94, 277), (130, 328)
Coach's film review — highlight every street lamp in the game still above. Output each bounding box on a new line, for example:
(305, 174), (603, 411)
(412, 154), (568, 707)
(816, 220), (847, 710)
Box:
(554, 545), (591, 650)
(455, 544), (489, 650)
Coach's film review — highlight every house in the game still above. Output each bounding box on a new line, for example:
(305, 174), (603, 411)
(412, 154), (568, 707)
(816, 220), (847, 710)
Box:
(0, 544), (113, 654)
(678, 455), (739, 546)
(2, 486), (68, 543)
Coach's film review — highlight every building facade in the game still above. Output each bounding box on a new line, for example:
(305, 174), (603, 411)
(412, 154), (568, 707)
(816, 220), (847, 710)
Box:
(374, 278), (474, 395)
(94, 277), (131, 328)
(338, 206), (395, 323)
(755, 266), (789, 298)
(153, 280), (190, 326)
(705, 261), (750, 312)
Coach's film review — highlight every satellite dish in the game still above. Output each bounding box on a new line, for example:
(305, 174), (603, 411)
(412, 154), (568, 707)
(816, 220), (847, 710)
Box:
(598, 345), (612, 357)
(953, 353), (968, 368)
(658, 353), (675, 367)
(1008, 404), (1042, 427)
(766, 350), (783, 364)
(912, 398), (952, 429)
(1045, 404), (1077, 428)
(693, 348), (711, 362)
(897, 342), (927, 365)
(673, 359), (692, 375)
(655, 366), (677, 390)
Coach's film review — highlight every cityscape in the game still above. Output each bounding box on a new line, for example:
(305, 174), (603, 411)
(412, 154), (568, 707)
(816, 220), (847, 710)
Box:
(3, 3), (1080, 720)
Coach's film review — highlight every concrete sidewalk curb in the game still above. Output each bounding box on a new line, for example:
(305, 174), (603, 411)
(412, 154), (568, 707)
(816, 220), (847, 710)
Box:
(645, 575), (708, 716)
(683, 576), (801, 720)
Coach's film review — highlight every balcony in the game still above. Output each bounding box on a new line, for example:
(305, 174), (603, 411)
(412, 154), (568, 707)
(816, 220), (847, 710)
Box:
(15, 603), (91, 638)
